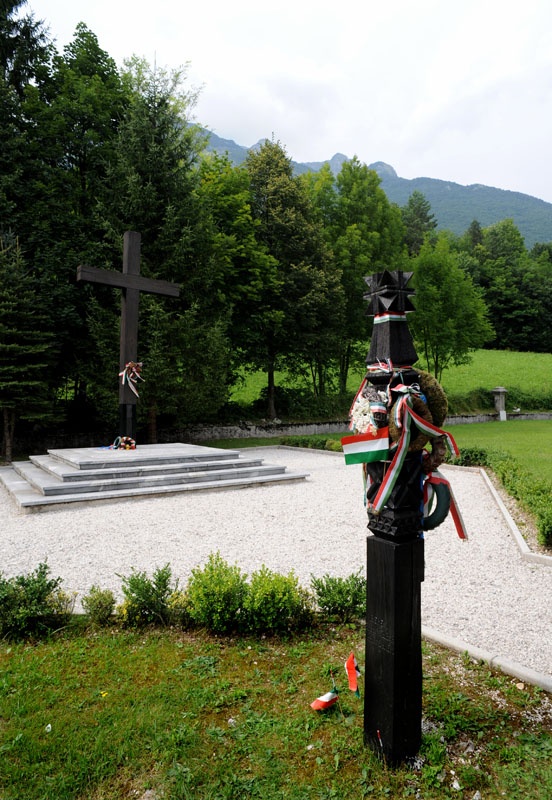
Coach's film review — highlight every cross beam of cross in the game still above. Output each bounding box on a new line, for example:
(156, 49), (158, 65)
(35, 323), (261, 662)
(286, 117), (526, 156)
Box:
(77, 231), (180, 438)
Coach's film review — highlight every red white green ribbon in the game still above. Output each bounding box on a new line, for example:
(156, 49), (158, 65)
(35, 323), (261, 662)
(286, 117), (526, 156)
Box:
(373, 313), (408, 324)
(424, 470), (468, 539)
(365, 358), (394, 373)
(119, 361), (144, 398)
(369, 387), (459, 514)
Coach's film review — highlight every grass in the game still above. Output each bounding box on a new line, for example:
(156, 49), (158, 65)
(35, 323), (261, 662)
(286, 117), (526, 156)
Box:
(208, 420), (552, 480)
(231, 350), (552, 414)
(1, 625), (551, 800)
(438, 350), (552, 399)
(449, 419), (552, 483)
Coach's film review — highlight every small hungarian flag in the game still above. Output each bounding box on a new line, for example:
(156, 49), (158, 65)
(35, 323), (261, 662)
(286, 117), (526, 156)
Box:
(310, 690), (339, 711)
(345, 652), (361, 696)
(341, 427), (389, 465)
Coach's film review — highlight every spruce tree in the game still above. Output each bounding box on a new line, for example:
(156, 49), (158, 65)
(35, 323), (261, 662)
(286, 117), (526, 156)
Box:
(0, 236), (54, 460)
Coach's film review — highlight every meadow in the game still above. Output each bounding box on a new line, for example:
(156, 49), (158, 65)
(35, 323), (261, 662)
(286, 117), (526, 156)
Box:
(449, 420), (552, 482)
(231, 349), (552, 414)
(1, 626), (551, 800)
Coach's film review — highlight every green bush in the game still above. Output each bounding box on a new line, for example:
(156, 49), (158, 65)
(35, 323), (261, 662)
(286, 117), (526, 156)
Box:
(446, 389), (495, 415)
(310, 570), (366, 623)
(167, 589), (193, 628)
(490, 454), (552, 547)
(0, 563), (65, 640)
(280, 435), (325, 449)
(452, 448), (552, 547)
(250, 385), (350, 421)
(187, 552), (248, 634)
(117, 564), (174, 628)
(450, 447), (491, 467)
(243, 566), (314, 634)
(82, 585), (116, 627)
(280, 435), (343, 451)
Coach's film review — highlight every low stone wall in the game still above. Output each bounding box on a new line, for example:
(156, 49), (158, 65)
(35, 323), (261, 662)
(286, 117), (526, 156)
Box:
(9, 413), (551, 456)
(162, 420), (349, 443)
(166, 412), (552, 443)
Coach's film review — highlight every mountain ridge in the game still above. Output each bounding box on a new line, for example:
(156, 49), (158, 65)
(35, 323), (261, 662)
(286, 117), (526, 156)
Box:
(201, 129), (552, 248)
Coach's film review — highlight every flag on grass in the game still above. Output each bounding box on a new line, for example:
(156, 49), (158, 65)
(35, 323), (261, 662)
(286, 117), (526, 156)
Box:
(310, 691), (339, 711)
(345, 652), (361, 696)
(341, 427), (389, 465)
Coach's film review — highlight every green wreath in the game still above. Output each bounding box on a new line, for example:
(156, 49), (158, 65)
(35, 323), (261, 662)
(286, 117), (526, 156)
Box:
(388, 370), (448, 452)
(423, 480), (451, 530)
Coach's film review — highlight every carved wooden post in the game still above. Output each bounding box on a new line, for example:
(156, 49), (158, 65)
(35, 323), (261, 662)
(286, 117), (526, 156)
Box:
(362, 270), (425, 765)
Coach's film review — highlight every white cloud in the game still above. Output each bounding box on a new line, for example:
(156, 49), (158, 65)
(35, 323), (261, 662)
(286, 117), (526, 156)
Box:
(25, 0), (552, 202)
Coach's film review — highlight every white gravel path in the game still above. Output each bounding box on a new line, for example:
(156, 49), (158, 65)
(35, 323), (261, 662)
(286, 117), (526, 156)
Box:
(1, 447), (551, 678)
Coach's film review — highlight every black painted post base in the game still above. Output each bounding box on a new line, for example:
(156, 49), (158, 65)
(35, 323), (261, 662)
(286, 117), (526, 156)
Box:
(119, 403), (136, 441)
(364, 535), (425, 765)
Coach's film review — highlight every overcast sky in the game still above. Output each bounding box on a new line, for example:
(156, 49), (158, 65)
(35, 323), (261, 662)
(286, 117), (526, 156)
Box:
(26, 0), (552, 203)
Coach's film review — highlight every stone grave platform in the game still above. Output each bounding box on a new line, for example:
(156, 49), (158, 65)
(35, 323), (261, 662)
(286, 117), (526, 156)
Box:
(0, 442), (308, 511)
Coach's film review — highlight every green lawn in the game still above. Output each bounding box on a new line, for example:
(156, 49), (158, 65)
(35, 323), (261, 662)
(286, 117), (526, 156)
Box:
(450, 419), (552, 482)
(438, 350), (552, 398)
(1, 626), (551, 800)
(209, 420), (552, 482)
(231, 350), (552, 412)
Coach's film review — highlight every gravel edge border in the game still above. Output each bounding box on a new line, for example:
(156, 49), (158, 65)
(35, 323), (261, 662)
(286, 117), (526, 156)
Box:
(423, 625), (552, 693)
(478, 467), (552, 567)
(273, 448), (552, 691)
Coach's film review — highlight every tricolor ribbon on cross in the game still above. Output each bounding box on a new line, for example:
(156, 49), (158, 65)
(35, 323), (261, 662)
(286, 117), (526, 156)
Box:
(119, 361), (144, 398)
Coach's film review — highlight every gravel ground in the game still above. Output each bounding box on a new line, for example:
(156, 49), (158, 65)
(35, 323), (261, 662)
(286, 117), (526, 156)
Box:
(1, 446), (551, 678)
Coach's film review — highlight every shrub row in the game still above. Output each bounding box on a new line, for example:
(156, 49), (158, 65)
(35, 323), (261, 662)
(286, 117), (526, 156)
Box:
(451, 448), (552, 547)
(0, 557), (366, 641)
(280, 435), (343, 451)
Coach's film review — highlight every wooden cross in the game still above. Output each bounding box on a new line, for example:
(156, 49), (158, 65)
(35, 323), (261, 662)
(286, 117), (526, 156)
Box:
(77, 231), (180, 439)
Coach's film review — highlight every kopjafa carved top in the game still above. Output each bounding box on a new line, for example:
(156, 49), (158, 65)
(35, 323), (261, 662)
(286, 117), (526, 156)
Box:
(364, 270), (418, 368)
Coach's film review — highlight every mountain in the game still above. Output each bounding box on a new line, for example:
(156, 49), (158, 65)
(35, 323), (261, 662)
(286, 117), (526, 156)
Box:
(201, 130), (552, 248)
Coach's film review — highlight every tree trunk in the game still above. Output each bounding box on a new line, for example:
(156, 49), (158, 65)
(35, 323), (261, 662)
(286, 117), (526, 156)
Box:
(2, 408), (15, 463)
(339, 344), (351, 395)
(147, 402), (158, 444)
(267, 365), (277, 420)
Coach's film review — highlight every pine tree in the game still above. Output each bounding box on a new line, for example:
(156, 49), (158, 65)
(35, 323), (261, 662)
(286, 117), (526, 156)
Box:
(401, 191), (437, 256)
(0, 236), (54, 460)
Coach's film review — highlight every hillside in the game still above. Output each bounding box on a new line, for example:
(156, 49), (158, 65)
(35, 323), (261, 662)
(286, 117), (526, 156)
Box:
(201, 130), (552, 248)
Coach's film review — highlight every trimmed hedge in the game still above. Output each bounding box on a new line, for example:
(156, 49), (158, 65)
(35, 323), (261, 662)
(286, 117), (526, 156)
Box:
(451, 448), (552, 547)
(2, 557), (358, 641)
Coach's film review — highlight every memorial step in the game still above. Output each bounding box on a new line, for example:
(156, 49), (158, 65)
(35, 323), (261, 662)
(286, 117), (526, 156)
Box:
(28, 453), (266, 483)
(12, 460), (287, 496)
(0, 443), (309, 511)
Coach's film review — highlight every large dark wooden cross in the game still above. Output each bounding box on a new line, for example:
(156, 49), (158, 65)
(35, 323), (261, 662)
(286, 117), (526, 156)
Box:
(77, 231), (180, 441)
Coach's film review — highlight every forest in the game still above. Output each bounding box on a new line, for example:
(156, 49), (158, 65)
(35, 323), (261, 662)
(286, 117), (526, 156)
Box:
(1, 2), (552, 459)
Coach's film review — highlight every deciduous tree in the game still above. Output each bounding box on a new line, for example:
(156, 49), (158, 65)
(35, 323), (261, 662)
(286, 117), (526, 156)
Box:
(409, 234), (493, 381)
(303, 158), (405, 392)
(245, 140), (344, 416)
